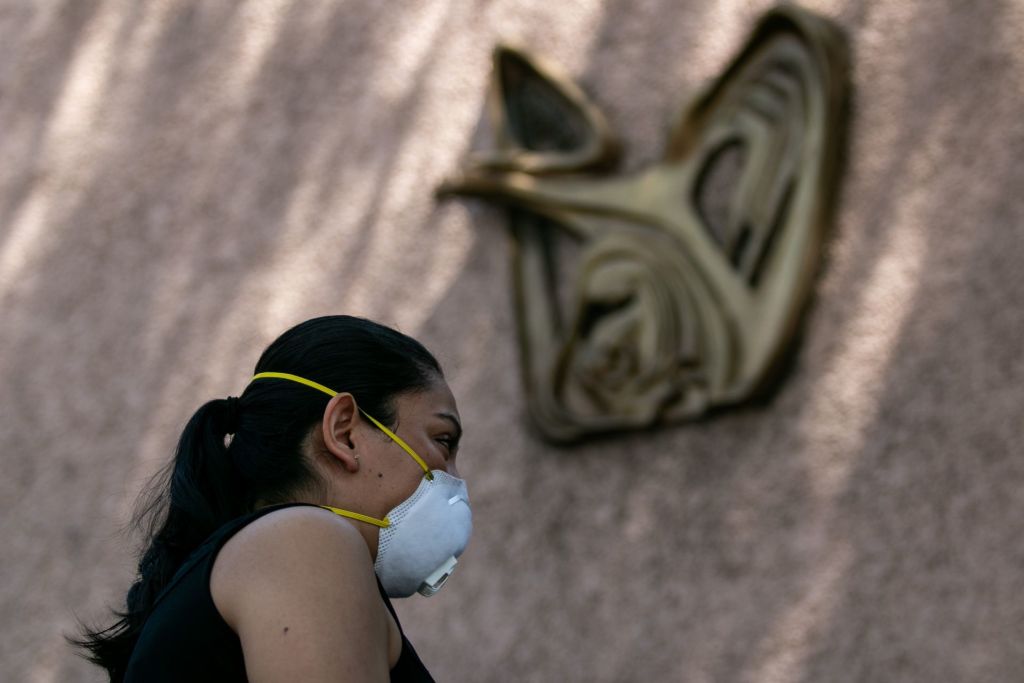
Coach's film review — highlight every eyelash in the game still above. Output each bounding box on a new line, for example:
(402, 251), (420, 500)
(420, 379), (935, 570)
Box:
(436, 436), (455, 456)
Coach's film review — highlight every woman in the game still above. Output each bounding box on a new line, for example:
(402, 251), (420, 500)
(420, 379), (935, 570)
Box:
(72, 315), (472, 682)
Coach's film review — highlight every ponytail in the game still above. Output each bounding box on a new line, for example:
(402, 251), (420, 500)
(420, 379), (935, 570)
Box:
(70, 315), (443, 680)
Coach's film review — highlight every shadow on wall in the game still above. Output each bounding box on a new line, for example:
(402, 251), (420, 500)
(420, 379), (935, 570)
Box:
(0, 1), (488, 680)
(774, 2), (1024, 679)
(407, 1), (1024, 681)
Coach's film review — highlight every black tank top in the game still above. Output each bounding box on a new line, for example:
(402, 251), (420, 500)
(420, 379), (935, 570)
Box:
(124, 502), (435, 682)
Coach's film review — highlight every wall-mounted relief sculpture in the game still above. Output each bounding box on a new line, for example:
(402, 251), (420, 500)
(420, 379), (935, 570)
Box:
(438, 5), (848, 443)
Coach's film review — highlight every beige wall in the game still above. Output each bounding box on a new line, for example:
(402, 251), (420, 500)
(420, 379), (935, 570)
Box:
(2, 1), (1022, 681)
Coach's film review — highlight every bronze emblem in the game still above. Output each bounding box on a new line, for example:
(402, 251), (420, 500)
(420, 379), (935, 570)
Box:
(439, 6), (849, 442)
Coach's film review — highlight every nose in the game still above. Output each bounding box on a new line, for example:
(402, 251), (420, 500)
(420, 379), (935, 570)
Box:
(446, 460), (461, 479)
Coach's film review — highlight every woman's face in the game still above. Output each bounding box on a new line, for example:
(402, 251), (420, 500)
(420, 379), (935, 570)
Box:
(345, 379), (463, 524)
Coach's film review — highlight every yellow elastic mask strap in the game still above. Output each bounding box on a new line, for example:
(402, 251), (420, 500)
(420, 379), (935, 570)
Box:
(251, 371), (338, 398)
(249, 371), (434, 480)
(319, 504), (390, 528)
(356, 409), (433, 480)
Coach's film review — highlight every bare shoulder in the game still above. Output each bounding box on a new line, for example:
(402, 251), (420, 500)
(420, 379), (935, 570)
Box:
(210, 505), (391, 681)
(212, 505), (373, 627)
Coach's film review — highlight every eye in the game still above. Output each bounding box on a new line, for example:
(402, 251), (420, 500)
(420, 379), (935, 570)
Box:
(435, 435), (456, 458)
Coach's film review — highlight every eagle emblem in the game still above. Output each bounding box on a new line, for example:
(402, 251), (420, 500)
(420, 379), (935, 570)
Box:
(439, 6), (849, 442)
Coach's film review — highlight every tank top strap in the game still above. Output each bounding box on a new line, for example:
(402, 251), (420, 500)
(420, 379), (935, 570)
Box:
(375, 576), (435, 682)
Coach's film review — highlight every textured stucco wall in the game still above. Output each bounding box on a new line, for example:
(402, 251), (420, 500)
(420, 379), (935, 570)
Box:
(2, 1), (1022, 681)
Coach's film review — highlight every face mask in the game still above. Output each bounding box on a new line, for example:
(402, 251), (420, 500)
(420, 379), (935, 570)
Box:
(321, 410), (472, 597)
(371, 468), (471, 597)
(247, 371), (473, 598)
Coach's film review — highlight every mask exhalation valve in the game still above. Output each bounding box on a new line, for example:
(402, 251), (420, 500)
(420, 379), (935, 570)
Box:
(418, 555), (458, 597)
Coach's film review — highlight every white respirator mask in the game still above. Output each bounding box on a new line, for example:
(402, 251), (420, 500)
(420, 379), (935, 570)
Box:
(371, 469), (471, 597)
(248, 372), (472, 598)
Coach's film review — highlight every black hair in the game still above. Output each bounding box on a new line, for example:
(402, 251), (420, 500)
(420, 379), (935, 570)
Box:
(69, 314), (443, 680)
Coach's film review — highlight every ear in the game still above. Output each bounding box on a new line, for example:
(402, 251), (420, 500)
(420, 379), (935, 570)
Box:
(321, 392), (361, 473)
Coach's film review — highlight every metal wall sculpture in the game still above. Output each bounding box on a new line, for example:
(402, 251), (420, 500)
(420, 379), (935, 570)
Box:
(438, 6), (848, 443)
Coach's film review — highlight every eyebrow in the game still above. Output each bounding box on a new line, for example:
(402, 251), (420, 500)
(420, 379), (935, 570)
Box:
(435, 412), (463, 441)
